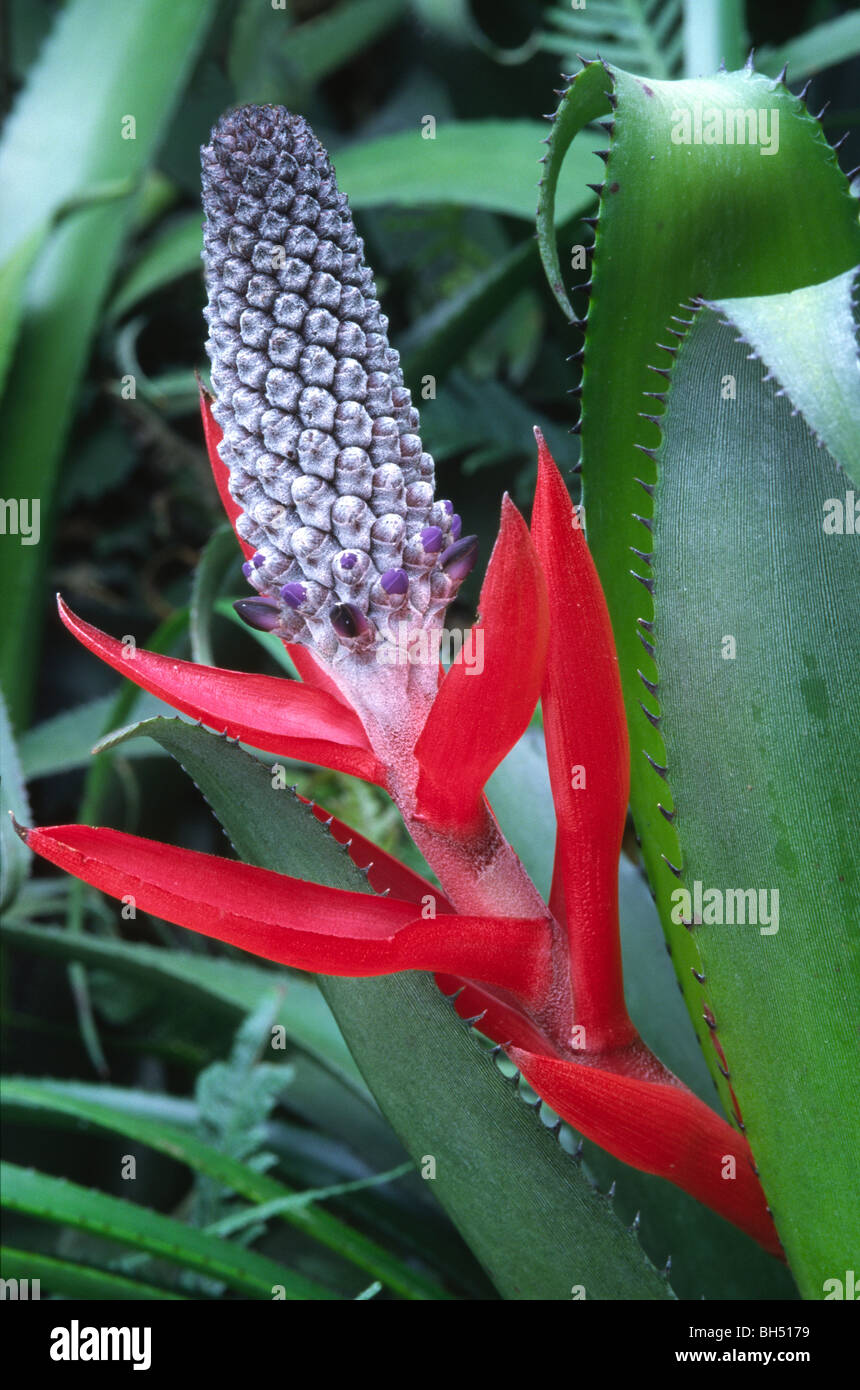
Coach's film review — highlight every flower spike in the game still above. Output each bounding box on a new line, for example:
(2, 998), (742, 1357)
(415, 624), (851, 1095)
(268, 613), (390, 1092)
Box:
(200, 105), (469, 665)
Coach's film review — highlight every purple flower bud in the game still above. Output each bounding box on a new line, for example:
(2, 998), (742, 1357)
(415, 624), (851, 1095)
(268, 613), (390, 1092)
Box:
(233, 597), (282, 632)
(441, 499), (454, 515)
(449, 513), (462, 541)
(252, 551), (266, 568)
(421, 526), (444, 553)
(241, 561), (253, 579)
(380, 567), (408, 595)
(280, 582), (306, 610)
(340, 551), (358, 570)
(440, 535), (479, 581)
(330, 602), (371, 640)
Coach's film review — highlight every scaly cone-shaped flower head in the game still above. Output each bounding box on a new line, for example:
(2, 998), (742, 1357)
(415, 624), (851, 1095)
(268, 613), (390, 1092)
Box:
(201, 106), (474, 671)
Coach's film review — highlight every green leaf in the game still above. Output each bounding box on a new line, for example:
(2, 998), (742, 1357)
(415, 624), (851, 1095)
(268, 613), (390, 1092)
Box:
(0, 0), (216, 728)
(757, 13), (860, 82)
(17, 692), (178, 780)
(0, 223), (46, 398)
(412, 0), (540, 62)
(681, 0), (747, 78)
(0, 1247), (185, 1300)
(355, 1279), (383, 1299)
(105, 715), (673, 1299)
(708, 267), (860, 486)
(0, 683), (31, 910)
(110, 317), (199, 413)
(107, 213), (203, 321)
(323, 972), (673, 1301)
(540, 0), (685, 78)
(2, 1077), (446, 1300)
(205, 1162), (414, 1238)
(1, 878), (72, 922)
(191, 525), (243, 666)
(229, 0), (408, 105)
(647, 306), (859, 1298)
(334, 121), (605, 222)
(1, 1161), (336, 1299)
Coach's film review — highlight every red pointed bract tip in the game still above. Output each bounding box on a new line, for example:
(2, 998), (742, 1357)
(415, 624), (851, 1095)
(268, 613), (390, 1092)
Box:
(510, 1046), (782, 1258)
(413, 496), (549, 834)
(55, 595), (386, 786)
(530, 434), (634, 1052)
(26, 824), (553, 1007)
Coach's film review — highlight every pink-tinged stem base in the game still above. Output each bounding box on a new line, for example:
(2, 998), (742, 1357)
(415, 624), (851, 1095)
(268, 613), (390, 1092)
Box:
(331, 655), (576, 1055)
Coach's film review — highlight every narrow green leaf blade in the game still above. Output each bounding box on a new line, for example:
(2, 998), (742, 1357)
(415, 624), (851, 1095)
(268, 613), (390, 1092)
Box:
(334, 121), (604, 222)
(107, 213), (203, 321)
(758, 13), (860, 81)
(190, 524), (242, 667)
(1, 1161), (336, 1299)
(0, 1247), (185, 1300)
(0, 223), (46, 397)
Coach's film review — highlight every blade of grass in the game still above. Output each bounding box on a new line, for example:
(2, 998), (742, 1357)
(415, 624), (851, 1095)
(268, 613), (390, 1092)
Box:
(191, 525), (243, 666)
(0, 1247), (185, 1300)
(1, 1161), (337, 1300)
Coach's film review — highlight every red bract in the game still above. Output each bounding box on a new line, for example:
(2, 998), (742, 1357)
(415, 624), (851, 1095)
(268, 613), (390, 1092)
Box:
(22, 397), (781, 1258)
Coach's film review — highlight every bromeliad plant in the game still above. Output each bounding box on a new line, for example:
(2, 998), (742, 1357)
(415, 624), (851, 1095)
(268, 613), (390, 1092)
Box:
(16, 58), (859, 1299)
(22, 106), (777, 1260)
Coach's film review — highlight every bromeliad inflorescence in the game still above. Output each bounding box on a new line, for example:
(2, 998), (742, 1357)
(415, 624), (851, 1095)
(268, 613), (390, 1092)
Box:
(22, 105), (781, 1258)
(200, 107), (475, 670)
